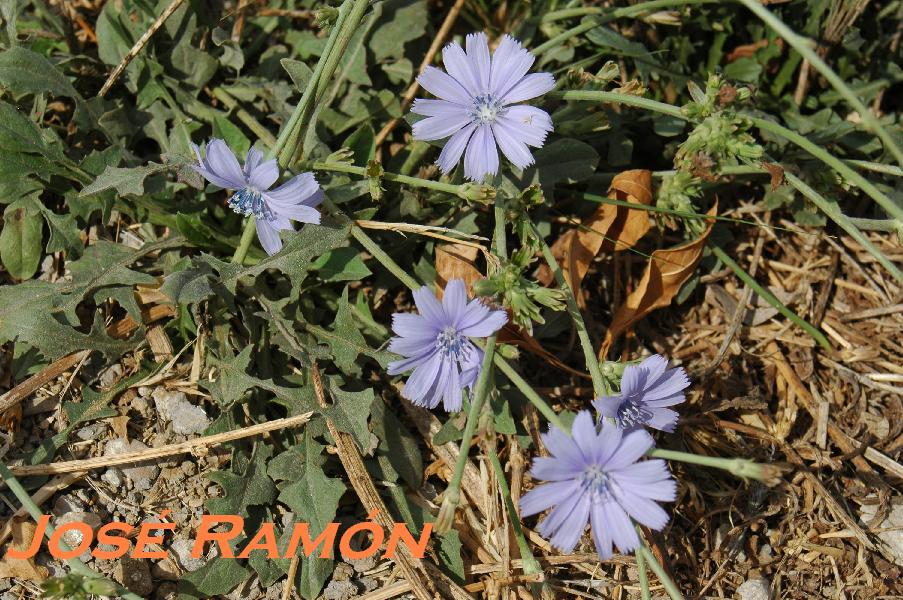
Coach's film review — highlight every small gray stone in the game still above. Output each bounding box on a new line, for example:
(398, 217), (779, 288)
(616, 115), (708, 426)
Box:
(737, 578), (770, 600)
(323, 580), (358, 600)
(152, 389), (211, 435)
(52, 495), (86, 516)
(76, 422), (107, 441)
(54, 512), (102, 562)
(138, 386), (154, 398)
(861, 499), (903, 566)
(98, 364), (124, 388)
(104, 438), (158, 490)
(114, 557), (154, 597)
(101, 466), (125, 489)
(171, 538), (205, 572)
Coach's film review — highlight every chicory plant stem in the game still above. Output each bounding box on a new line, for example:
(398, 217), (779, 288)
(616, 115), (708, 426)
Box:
(312, 161), (463, 195)
(529, 220), (607, 397)
(0, 463), (144, 600)
(637, 544), (684, 600)
(232, 217), (258, 264)
(735, 0), (903, 167)
(636, 535), (653, 600)
(493, 355), (570, 432)
(435, 332), (498, 533)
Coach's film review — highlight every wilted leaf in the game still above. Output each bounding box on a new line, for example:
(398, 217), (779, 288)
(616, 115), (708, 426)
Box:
(435, 242), (481, 298)
(537, 169), (652, 295)
(0, 517), (48, 581)
(598, 202), (718, 358)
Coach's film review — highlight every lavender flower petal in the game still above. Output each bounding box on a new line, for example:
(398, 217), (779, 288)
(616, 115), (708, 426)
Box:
(417, 66), (472, 105)
(463, 124), (498, 182)
(412, 114), (473, 141)
(255, 218), (282, 255)
(489, 35), (535, 99)
(465, 33), (491, 93)
(437, 123), (477, 174)
(501, 72), (556, 104)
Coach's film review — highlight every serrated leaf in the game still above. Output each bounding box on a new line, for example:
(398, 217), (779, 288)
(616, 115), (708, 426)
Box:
(206, 346), (296, 406)
(325, 378), (373, 451)
(79, 163), (169, 197)
(207, 445), (277, 516)
(0, 47), (80, 100)
(309, 288), (391, 375)
(177, 558), (250, 600)
(277, 429), (345, 600)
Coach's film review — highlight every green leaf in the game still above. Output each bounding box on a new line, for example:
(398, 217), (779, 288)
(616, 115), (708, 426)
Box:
(79, 163), (170, 197)
(0, 199), (43, 280)
(723, 57), (762, 83)
(277, 430), (345, 600)
(370, 0), (428, 62)
(41, 209), (83, 257)
(311, 247), (372, 282)
(371, 399), (423, 489)
(0, 46), (80, 100)
(178, 558), (250, 600)
(0, 101), (66, 176)
(212, 117), (251, 158)
(529, 138), (599, 192)
(207, 445), (277, 516)
(437, 531), (465, 583)
(325, 378), (374, 451)
(281, 58), (313, 91)
(206, 346), (295, 406)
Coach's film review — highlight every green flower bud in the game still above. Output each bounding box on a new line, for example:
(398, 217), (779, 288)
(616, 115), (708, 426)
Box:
(457, 182), (496, 204)
(365, 159), (384, 202)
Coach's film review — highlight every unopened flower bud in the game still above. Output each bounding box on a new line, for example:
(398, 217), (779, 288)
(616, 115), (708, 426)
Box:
(643, 10), (681, 25)
(457, 182), (496, 204)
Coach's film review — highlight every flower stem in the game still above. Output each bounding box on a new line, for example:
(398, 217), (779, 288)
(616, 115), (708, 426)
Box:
(436, 332), (498, 533)
(494, 355), (570, 433)
(541, 0), (716, 22)
(0, 463), (144, 600)
(647, 447), (782, 485)
(636, 536), (653, 600)
(551, 90), (684, 119)
(313, 160), (463, 195)
(231, 216), (258, 264)
(710, 245), (832, 350)
(636, 544), (684, 600)
(350, 223), (422, 291)
(486, 447), (543, 578)
(529, 219), (607, 397)
(735, 0), (903, 167)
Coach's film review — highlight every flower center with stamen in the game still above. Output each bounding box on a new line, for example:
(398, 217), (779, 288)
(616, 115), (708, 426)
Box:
(616, 397), (653, 429)
(469, 94), (506, 125)
(228, 187), (273, 220)
(580, 464), (613, 500)
(435, 326), (467, 360)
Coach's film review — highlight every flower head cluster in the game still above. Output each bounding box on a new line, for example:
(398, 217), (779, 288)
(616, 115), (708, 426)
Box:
(191, 139), (324, 255)
(593, 354), (690, 433)
(411, 33), (555, 182)
(520, 411), (676, 560)
(387, 279), (507, 411)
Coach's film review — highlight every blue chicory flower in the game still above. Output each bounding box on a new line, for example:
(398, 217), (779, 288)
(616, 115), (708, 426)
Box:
(387, 279), (508, 411)
(410, 32), (555, 182)
(519, 411), (676, 560)
(593, 355), (690, 433)
(191, 139), (323, 255)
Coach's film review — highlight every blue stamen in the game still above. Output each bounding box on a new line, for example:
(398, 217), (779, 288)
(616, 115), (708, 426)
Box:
(436, 326), (468, 360)
(616, 397), (652, 428)
(228, 188), (273, 220)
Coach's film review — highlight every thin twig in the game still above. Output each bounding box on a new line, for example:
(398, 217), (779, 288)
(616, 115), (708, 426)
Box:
(97, 0), (185, 97)
(373, 0), (465, 148)
(8, 413), (313, 476)
(0, 350), (90, 414)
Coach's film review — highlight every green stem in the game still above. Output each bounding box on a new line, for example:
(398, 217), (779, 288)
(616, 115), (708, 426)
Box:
(735, 0), (903, 166)
(847, 217), (900, 232)
(748, 116), (903, 223)
(313, 161), (463, 195)
(647, 447), (778, 483)
(636, 536), (653, 600)
(494, 355), (569, 432)
(711, 245), (831, 350)
(231, 217), (258, 264)
(350, 223), (422, 290)
(636, 545), (684, 600)
(781, 171), (903, 284)
(529, 220), (607, 397)
(212, 87), (277, 148)
(535, 0), (716, 56)
(0, 463), (144, 600)
(486, 449), (542, 578)
(435, 332), (498, 533)
(551, 90), (684, 118)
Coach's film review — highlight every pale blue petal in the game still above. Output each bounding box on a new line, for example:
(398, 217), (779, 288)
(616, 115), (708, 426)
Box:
(437, 123), (477, 174)
(590, 501), (614, 560)
(571, 410), (598, 463)
(594, 395), (624, 419)
(529, 456), (584, 482)
(391, 313), (437, 339)
(411, 98), (469, 117)
(644, 407), (679, 432)
(489, 35), (535, 99)
(492, 119), (534, 170)
(442, 41), (481, 97)
(387, 347), (435, 375)
(412, 286), (447, 328)
(619, 495), (671, 531)
(602, 501), (640, 555)
(265, 172), (321, 207)
(205, 139), (247, 188)
(463, 124), (498, 182)
(442, 279), (469, 323)
(603, 428), (653, 470)
(495, 107), (553, 147)
(418, 66), (472, 105)
(412, 113), (472, 141)
(610, 461), (676, 502)
(265, 197), (320, 224)
(255, 218), (282, 256)
(442, 362), (463, 412)
(619, 364), (647, 398)
(402, 352), (443, 407)
(519, 480), (579, 517)
(501, 72), (556, 105)
(545, 493), (591, 553)
(457, 307), (506, 338)
(465, 32), (491, 95)
(388, 335), (435, 357)
(248, 158), (279, 191)
(244, 147), (264, 177)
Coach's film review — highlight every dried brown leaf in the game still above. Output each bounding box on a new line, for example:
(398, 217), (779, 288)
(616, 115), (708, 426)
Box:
(0, 516), (48, 581)
(538, 169), (652, 293)
(598, 202), (718, 359)
(435, 242), (482, 299)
